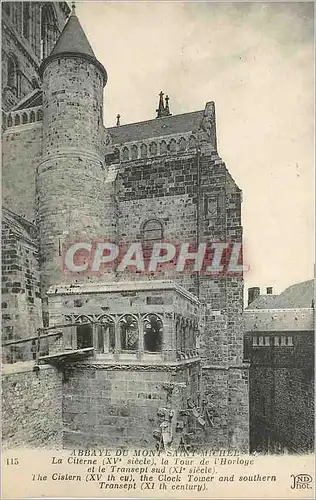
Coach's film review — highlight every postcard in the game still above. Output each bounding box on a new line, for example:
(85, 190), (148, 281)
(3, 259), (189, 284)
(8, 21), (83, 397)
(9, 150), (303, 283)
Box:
(1, 0), (314, 498)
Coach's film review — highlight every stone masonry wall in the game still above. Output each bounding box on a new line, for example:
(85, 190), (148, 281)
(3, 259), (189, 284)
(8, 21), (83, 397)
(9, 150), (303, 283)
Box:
(115, 149), (248, 450)
(2, 215), (42, 361)
(62, 362), (200, 450)
(2, 3), (40, 111)
(37, 56), (109, 291)
(116, 152), (244, 361)
(2, 363), (63, 449)
(2, 124), (43, 221)
(2, 2), (69, 111)
(247, 330), (314, 453)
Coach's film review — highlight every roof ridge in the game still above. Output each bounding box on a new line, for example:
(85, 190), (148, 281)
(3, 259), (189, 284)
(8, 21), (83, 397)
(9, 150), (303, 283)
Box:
(107, 109), (204, 130)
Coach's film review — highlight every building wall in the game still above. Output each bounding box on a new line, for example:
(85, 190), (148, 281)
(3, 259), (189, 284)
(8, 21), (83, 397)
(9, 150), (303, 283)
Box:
(2, 363), (63, 449)
(115, 147), (248, 450)
(2, 123), (42, 221)
(116, 149), (244, 359)
(245, 329), (314, 453)
(2, 214), (42, 361)
(46, 284), (203, 450)
(37, 56), (108, 291)
(2, 2), (69, 111)
(62, 361), (200, 449)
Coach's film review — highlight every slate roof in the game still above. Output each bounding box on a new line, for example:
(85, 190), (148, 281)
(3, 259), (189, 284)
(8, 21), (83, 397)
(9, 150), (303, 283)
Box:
(246, 279), (314, 310)
(107, 110), (204, 145)
(245, 295), (278, 310)
(51, 11), (95, 58)
(274, 280), (314, 308)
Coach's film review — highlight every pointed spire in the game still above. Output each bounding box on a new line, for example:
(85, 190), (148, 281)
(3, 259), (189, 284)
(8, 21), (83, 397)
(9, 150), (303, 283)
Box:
(50, 9), (95, 58)
(116, 114), (121, 126)
(156, 91), (165, 118)
(39, 6), (107, 85)
(164, 95), (171, 116)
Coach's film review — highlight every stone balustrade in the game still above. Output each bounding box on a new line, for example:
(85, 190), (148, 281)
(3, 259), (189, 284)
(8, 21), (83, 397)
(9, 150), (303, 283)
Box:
(5, 106), (43, 128)
(111, 133), (198, 163)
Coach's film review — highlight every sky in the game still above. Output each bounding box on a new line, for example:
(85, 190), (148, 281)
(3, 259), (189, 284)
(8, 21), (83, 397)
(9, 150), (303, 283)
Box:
(75, 0), (314, 295)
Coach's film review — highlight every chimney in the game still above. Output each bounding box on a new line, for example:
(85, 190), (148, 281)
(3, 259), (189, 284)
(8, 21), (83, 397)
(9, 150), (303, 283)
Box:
(248, 287), (260, 306)
(266, 287), (273, 295)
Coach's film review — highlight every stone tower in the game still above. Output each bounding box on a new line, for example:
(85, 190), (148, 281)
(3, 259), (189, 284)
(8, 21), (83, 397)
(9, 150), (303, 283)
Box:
(36, 8), (109, 291)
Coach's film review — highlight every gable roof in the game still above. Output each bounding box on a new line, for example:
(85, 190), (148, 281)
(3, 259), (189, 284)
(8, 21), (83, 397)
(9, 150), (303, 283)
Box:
(107, 110), (204, 145)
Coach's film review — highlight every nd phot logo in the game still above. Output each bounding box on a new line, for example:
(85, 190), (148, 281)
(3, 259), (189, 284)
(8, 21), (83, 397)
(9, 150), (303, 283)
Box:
(290, 473), (313, 490)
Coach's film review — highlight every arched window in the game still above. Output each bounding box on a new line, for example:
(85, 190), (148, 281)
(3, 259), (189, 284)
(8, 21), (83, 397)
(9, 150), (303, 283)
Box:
(143, 315), (163, 352)
(160, 140), (167, 155)
(73, 315), (94, 350)
(169, 138), (177, 153)
(141, 219), (163, 244)
(98, 316), (115, 353)
(140, 143), (147, 158)
(29, 111), (35, 123)
(40, 4), (58, 59)
(7, 56), (16, 90)
(22, 113), (28, 124)
(119, 315), (139, 351)
(14, 114), (20, 126)
(22, 2), (30, 40)
(7, 114), (12, 127)
(122, 146), (129, 161)
(140, 143), (148, 158)
(36, 109), (43, 121)
(131, 144), (138, 160)
(179, 137), (186, 151)
(149, 142), (157, 156)
(189, 135), (196, 149)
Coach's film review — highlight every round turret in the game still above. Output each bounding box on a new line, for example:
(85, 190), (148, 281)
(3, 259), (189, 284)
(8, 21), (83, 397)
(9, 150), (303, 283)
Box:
(36, 9), (109, 291)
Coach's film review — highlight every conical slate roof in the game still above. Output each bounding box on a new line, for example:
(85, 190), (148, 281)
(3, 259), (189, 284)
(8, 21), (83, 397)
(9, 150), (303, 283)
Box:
(51, 10), (95, 58)
(39, 8), (107, 85)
